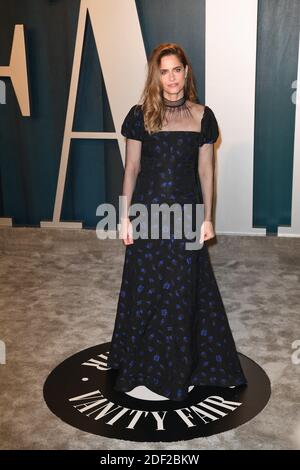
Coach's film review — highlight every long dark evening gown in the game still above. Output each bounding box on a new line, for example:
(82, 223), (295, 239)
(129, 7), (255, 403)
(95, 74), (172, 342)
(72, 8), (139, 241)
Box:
(107, 101), (247, 401)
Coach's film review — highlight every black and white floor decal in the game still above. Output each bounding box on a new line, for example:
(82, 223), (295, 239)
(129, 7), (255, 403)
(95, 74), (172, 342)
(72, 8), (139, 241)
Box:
(43, 343), (271, 442)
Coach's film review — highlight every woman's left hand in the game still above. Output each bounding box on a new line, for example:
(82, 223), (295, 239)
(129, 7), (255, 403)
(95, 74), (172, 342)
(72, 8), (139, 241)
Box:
(200, 221), (215, 243)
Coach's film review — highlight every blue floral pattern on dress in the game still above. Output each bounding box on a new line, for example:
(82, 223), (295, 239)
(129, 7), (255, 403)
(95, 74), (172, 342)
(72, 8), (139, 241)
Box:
(107, 104), (247, 401)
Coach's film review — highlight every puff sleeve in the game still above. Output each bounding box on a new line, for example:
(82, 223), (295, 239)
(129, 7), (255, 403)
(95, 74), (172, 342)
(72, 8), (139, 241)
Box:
(199, 105), (219, 146)
(121, 104), (145, 141)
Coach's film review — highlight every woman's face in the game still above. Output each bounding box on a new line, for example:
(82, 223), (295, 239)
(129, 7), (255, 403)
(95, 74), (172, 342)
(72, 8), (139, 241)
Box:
(159, 54), (187, 98)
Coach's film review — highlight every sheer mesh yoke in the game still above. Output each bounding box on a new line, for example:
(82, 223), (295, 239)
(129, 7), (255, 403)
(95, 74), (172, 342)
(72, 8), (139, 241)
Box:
(121, 102), (219, 146)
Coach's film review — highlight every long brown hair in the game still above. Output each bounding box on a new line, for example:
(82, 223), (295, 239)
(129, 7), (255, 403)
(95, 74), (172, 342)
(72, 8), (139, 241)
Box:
(138, 43), (199, 134)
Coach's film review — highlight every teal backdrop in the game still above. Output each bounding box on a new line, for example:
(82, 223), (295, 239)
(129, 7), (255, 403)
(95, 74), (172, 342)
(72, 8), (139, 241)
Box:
(0, 0), (299, 234)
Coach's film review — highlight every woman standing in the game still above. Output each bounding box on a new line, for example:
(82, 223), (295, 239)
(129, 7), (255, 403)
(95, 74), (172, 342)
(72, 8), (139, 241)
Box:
(107, 43), (247, 401)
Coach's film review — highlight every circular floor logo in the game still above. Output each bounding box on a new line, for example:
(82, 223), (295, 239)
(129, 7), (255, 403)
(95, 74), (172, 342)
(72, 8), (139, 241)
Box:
(43, 343), (271, 442)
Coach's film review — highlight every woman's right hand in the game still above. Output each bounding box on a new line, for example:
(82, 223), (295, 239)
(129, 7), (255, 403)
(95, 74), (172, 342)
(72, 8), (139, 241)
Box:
(119, 217), (134, 246)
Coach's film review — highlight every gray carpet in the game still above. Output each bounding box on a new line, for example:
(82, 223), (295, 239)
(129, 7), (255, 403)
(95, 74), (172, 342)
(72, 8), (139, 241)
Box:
(0, 227), (299, 449)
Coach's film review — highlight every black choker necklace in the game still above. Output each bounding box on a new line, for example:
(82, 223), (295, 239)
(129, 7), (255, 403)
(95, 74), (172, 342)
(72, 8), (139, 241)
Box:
(162, 93), (192, 121)
(163, 95), (186, 107)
